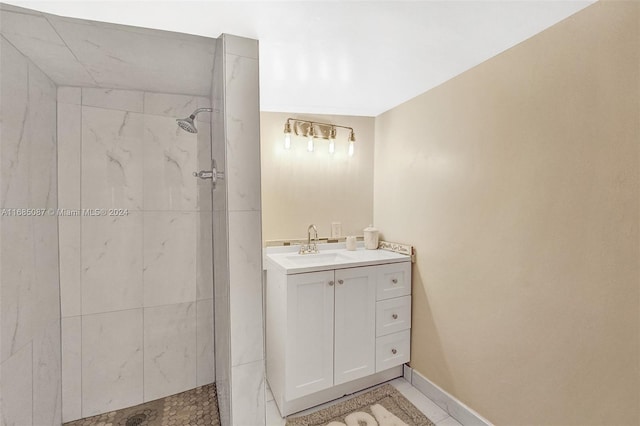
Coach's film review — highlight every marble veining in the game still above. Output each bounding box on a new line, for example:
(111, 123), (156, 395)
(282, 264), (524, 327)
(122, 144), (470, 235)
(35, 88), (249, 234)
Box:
(47, 15), (214, 96)
(214, 35), (265, 426)
(0, 11), (98, 86)
(231, 360), (265, 426)
(57, 102), (82, 210)
(143, 115), (197, 211)
(32, 215), (61, 331)
(0, 38), (30, 209)
(81, 106), (143, 210)
(225, 55), (261, 212)
(143, 302), (197, 402)
(1, 215), (36, 362)
(59, 88), (216, 421)
(1, 342), (34, 426)
(82, 309), (144, 417)
(82, 88), (144, 112)
(33, 319), (63, 426)
(144, 92), (200, 118)
(229, 211), (264, 367)
(1, 31), (62, 426)
(143, 211), (196, 307)
(27, 62), (58, 209)
(81, 214), (143, 315)
(59, 216), (81, 318)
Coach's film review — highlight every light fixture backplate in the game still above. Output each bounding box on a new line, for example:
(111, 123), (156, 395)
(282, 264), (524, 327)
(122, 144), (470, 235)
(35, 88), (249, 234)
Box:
(293, 120), (333, 140)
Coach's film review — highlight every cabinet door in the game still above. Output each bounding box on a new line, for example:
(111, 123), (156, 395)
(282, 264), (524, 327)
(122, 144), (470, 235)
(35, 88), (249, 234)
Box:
(286, 270), (335, 400)
(334, 267), (377, 385)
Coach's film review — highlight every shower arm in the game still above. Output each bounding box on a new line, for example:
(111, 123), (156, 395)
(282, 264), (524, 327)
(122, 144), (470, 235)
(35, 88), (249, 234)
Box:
(190, 107), (213, 118)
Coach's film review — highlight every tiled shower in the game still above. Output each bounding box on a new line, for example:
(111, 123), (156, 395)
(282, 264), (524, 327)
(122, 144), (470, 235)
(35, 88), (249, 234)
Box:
(57, 88), (215, 420)
(0, 3), (264, 426)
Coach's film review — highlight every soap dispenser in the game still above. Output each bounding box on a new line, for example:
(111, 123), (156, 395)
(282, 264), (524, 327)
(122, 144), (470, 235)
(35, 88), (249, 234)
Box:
(363, 225), (379, 250)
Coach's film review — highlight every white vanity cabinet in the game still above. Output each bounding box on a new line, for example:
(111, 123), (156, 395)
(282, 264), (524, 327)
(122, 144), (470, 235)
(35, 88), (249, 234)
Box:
(265, 248), (411, 416)
(283, 267), (377, 400)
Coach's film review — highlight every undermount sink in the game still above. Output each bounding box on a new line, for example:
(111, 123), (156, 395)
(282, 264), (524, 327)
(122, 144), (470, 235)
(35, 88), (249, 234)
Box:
(284, 252), (351, 265)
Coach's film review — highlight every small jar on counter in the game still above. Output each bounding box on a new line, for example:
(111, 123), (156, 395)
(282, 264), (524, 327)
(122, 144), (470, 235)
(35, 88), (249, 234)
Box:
(363, 225), (379, 250)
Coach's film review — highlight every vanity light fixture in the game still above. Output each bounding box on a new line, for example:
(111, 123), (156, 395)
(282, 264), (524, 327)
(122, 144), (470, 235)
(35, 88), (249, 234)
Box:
(283, 118), (356, 156)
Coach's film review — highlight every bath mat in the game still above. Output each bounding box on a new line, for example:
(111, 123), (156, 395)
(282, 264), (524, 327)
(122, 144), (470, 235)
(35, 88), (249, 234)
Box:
(285, 384), (435, 426)
(63, 383), (220, 426)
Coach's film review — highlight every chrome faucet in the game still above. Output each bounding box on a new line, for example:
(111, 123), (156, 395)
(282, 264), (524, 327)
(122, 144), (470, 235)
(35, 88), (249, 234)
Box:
(299, 224), (319, 254)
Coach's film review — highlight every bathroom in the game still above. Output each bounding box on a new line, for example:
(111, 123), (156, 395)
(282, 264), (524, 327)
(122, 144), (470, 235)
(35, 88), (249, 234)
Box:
(0, 1), (638, 426)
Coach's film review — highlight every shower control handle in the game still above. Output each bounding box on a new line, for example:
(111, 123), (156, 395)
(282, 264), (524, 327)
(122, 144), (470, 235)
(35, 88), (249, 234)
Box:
(193, 170), (214, 179)
(193, 160), (225, 190)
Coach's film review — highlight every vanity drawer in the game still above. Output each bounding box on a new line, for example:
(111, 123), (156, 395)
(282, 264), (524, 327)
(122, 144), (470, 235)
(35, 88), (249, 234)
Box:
(376, 263), (411, 301)
(375, 330), (410, 372)
(376, 296), (411, 337)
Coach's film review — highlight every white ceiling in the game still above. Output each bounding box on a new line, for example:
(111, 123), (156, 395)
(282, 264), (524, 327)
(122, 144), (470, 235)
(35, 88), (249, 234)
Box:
(3, 1), (595, 116)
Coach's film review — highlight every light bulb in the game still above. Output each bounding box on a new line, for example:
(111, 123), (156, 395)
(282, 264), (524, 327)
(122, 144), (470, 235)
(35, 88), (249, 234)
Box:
(348, 141), (354, 157)
(307, 137), (314, 152)
(283, 121), (292, 150)
(329, 127), (337, 155)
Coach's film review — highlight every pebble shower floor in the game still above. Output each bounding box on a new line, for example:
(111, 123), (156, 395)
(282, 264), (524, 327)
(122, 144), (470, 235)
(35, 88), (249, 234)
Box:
(64, 384), (220, 426)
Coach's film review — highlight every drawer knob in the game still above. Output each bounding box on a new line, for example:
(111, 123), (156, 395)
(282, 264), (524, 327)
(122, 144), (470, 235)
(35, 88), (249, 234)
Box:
(391, 348), (397, 355)
(338, 279), (344, 285)
(392, 278), (398, 284)
(392, 313), (398, 320)
(329, 281), (334, 286)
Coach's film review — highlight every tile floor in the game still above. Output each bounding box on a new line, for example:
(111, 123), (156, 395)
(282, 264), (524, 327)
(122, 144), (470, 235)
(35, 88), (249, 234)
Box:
(265, 378), (463, 426)
(63, 384), (219, 426)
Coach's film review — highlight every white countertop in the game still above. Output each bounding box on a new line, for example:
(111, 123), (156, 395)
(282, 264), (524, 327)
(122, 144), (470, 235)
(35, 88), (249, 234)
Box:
(264, 242), (411, 275)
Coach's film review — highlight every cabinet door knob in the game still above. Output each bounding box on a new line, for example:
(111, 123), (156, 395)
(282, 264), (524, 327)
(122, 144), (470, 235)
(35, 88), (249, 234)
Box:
(392, 278), (398, 284)
(338, 279), (344, 285)
(391, 348), (397, 355)
(392, 313), (398, 319)
(329, 281), (334, 286)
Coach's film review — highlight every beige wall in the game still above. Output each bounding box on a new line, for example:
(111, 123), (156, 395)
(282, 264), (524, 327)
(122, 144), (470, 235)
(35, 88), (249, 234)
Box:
(261, 112), (374, 241)
(374, 2), (639, 425)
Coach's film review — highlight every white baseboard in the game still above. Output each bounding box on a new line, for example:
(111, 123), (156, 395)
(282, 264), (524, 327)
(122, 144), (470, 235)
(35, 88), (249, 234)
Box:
(405, 366), (493, 426)
(403, 363), (412, 382)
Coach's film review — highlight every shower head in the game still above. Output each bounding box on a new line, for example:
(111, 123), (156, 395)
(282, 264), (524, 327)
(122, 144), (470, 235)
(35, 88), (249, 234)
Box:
(177, 116), (197, 133)
(176, 108), (213, 134)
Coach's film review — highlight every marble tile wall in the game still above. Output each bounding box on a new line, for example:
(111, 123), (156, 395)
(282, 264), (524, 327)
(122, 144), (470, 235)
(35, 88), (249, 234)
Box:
(226, 35), (265, 426)
(57, 87), (215, 422)
(0, 5), (215, 96)
(212, 35), (232, 426)
(0, 36), (62, 425)
(212, 34), (265, 426)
